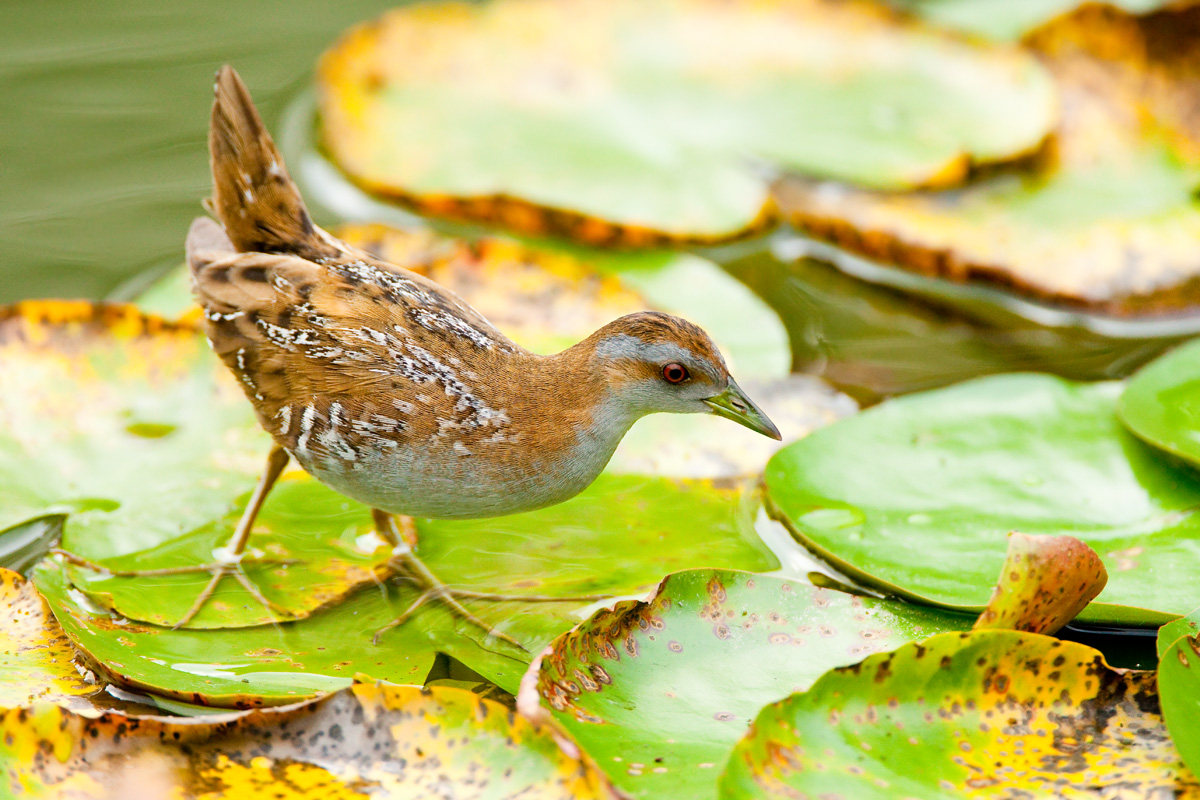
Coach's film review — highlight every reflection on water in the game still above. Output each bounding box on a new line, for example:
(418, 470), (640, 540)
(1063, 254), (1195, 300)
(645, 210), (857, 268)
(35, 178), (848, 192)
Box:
(0, 0), (399, 303)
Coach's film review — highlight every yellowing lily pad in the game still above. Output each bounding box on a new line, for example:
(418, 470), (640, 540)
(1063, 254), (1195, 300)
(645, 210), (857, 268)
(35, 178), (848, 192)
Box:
(778, 3), (1200, 315)
(973, 533), (1107, 635)
(0, 681), (619, 799)
(317, 0), (1055, 243)
(719, 630), (1199, 798)
(520, 569), (971, 799)
(891, 0), (1176, 41)
(0, 567), (99, 711)
(765, 373), (1200, 625)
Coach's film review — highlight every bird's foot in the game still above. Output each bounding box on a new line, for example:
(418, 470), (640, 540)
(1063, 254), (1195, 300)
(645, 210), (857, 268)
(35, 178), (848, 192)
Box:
(374, 551), (609, 650)
(52, 547), (297, 629)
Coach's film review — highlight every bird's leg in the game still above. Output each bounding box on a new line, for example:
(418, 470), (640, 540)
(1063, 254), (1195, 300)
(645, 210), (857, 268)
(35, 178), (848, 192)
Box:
(54, 445), (295, 628)
(370, 509), (610, 648)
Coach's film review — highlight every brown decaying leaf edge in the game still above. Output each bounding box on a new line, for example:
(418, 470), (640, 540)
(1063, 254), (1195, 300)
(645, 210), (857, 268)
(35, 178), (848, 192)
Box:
(780, 4), (1200, 316)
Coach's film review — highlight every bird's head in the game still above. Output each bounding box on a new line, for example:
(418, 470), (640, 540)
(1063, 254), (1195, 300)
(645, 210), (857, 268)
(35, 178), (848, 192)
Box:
(587, 311), (780, 439)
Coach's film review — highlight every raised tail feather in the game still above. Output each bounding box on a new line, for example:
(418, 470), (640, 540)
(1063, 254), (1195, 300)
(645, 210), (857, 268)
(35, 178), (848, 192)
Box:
(208, 65), (334, 259)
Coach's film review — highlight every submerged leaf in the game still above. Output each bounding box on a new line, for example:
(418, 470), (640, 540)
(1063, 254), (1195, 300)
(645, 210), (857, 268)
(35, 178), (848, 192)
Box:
(520, 569), (970, 799)
(719, 630), (1199, 798)
(318, 0), (1055, 242)
(0, 568), (99, 711)
(973, 532), (1107, 635)
(0, 682), (620, 799)
(765, 373), (1200, 624)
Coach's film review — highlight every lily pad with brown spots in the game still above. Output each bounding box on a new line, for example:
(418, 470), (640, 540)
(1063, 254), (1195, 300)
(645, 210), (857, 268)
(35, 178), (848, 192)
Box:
(317, 0), (1055, 244)
(36, 475), (778, 707)
(0, 567), (100, 711)
(973, 533), (1107, 635)
(777, 4), (1200, 316)
(519, 569), (972, 799)
(719, 630), (1200, 798)
(0, 681), (620, 799)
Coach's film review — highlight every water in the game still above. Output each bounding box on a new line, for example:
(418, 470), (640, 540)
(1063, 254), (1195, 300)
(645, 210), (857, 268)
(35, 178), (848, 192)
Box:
(0, 0), (400, 303)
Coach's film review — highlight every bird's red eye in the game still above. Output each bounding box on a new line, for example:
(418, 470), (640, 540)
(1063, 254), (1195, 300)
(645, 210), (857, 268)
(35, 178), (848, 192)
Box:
(662, 363), (689, 384)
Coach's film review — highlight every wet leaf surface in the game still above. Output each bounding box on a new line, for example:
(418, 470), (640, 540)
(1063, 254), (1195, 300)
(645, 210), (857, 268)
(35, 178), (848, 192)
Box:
(38, 474), (776, 706)
(0, 301), (259, 558)
(719, 630), (1199, 798)
(777, 4), (1200, 315)
(318, 0), (1054, 243)
(765, 373), (1200, 624)
(521, 569), (971, 799)
(1118, 338), (1200, 468)
(0, 568), (99, 711)
(0, 681), (620, 799)
(1159, 605), (1200, 777)
(973, 533), (1108, 635)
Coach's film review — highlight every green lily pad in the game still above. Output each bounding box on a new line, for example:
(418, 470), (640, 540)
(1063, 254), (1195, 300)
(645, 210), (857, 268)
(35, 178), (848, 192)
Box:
(520, 569), (971, 800)
(719, 630), (1198, 798)
(778, 3), (1200, 316)
(1118, 338), (1200, 468)
(40, 473), (776, 706)
(973, 533), (1107, 635)
(0, 681), (620, 799)
(765, 373), (1200, 624)
(317, 0), (1055, 243)
(1159, 606), (1200, 777)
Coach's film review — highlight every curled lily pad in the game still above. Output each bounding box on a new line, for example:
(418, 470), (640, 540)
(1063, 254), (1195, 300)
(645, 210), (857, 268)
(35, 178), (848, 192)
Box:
(1159, 606), (1200, 776)
(1118, 338), (1200, 468)
(778, 4), (1200, 315)
(973, 533), (1107, 635)
(0, 568), (99, 711)
(0, 682), (619, 799)
(38, 475), (776, 707)
(719, 630), (1198, 798)
(765, 373), (1200, 624)
(519, 569), (970, 799)
(317, 0), (1055, 243)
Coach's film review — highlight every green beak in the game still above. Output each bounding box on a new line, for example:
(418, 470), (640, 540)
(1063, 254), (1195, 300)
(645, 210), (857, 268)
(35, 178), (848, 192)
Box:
(704, 379), (781, 440)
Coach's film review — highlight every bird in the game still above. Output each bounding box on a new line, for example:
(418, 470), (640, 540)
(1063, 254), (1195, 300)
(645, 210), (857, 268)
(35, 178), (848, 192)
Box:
(59, 65), (780, 644)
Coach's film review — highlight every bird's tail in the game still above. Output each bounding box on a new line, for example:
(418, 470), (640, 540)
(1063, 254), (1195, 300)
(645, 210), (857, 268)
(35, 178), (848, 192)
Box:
(208, 65), (333, 258)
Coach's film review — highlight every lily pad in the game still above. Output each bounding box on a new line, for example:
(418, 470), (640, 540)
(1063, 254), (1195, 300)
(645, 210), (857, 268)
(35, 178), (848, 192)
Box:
(317, 0), (1055, 243)
(0, 567), (99, 711)
(519, 569), (971, 799)
(765, 373), (1200, 624)
(0, 301), (258, 557)
(1118, 338), (1200, 468)
(890, 0), (1175, 42)
(777, 3), (1200, 315)
(973, 533), (1107, 635)
(720, 630), (1199, 798)
(0, 681), (619, 799)
(1158, 604), (1200, 777)
(40, 474), (776, 706)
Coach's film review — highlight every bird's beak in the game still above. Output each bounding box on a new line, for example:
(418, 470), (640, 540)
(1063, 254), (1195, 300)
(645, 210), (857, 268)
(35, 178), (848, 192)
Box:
(704, 379), (782, 440)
